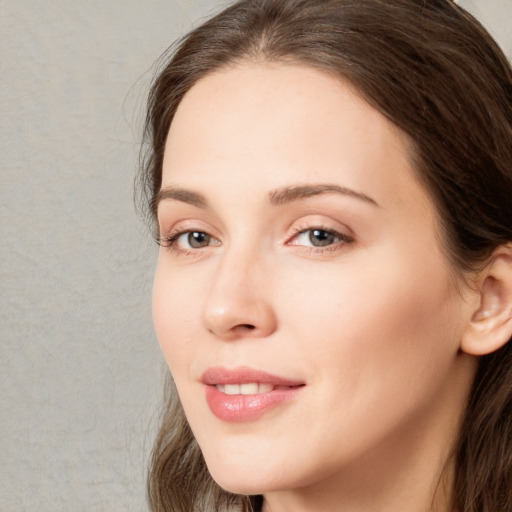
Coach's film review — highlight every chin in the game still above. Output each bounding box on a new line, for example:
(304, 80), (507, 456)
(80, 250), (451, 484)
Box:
(209, 473), (266, 496)
(204, 456), (288, 496)
(214, 479), (264, 496)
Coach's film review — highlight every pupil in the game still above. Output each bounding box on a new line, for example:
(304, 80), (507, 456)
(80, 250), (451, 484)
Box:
(188, 232), (210, 248)
(310, 229), (334, 247)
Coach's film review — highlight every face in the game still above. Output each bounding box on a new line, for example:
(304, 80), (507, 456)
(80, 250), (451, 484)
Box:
(153, 63), (475, 501)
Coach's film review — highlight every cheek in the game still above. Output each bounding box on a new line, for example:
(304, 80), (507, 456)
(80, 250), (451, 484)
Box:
(262, 251), (463, 473)
(152, 261), (202, 374)
(278, 249), (461, 407)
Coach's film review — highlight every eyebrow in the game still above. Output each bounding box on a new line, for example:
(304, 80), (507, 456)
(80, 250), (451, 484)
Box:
(153, 183), (379, 212)
(268, 184), (379, 207)
(152, 187), (208, 212)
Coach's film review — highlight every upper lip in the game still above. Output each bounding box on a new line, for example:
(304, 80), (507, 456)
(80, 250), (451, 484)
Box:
(201, 366), (305, 387)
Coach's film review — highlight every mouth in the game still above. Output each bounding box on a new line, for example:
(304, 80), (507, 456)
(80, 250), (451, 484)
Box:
(214, 383), (298, 395)
(201, 366), (305, 422)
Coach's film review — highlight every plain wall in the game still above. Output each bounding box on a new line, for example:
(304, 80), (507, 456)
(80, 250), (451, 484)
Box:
(1, 1), (222, 510)
(1, 1), (510, 511)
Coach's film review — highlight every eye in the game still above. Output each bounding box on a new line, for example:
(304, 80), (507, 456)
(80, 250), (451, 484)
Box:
(182, 231), (211, 248)
(157, 229), (220, 251)
(289, 228), (351, 248)
(306, 229), (339, 247)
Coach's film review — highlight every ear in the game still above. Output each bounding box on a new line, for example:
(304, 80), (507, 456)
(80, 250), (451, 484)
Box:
(461, 244), (512, 356)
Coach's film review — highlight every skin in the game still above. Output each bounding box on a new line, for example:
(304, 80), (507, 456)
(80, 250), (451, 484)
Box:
(152, 63), (480, 512)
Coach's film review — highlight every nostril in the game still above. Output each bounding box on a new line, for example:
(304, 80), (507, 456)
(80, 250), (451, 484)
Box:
(229, 324), (257, 336)
(237, 324), (255, 330)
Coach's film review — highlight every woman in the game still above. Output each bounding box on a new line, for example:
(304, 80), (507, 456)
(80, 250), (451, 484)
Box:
(138, 0), (512, 511)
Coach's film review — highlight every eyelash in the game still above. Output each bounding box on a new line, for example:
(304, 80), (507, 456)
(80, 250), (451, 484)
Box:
(156, 224), (353, 255)
(156, 225), (214, 256)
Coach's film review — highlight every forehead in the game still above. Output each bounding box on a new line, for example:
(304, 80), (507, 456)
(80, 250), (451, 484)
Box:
(162, 62), (426, 213)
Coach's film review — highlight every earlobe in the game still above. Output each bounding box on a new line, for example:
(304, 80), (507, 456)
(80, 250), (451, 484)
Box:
(461, 246), (512, 356)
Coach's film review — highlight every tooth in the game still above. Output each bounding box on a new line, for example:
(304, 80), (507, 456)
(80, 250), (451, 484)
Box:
(224, 384), (240, 395)
(216, 384), (225, 393)
(240, 383), (259, 395)
(258, 383), (274, 393)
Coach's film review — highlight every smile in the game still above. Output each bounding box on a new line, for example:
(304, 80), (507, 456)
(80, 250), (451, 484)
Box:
(202, 367), (305, 422)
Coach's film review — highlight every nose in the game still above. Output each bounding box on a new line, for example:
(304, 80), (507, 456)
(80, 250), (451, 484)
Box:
(202, 253), (277, 340)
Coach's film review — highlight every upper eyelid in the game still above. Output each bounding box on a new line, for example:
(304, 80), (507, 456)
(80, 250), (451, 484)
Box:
(286, 218), (353, 238)
(157, 210), (225, 238)
(159, 219), (219, 236)
(291, 226), (346, 236)
(159, 226), (218, 242)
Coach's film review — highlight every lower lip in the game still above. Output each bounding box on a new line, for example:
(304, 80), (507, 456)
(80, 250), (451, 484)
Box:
(205, 385), (303, 422)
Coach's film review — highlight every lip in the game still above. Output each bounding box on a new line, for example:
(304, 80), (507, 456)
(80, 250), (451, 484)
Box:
(201, 366), (305, 423)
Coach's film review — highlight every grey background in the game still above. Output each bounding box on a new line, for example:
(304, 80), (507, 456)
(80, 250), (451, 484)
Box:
(1, 1), (510, 511)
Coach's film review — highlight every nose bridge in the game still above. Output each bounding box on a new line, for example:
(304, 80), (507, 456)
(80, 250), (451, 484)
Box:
(202, 241), (276, 339)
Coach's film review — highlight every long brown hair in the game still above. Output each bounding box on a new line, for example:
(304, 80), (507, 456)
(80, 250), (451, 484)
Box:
(138, 1), (512, 510)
